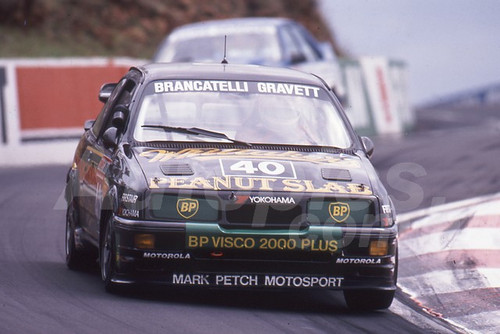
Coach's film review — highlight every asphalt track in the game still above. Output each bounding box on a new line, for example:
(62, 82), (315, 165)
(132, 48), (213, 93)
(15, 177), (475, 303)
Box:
(0, 105), (497, 333)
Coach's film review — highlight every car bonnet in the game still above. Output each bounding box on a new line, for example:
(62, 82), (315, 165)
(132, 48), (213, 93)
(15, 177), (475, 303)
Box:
(132, 147), (373, 196)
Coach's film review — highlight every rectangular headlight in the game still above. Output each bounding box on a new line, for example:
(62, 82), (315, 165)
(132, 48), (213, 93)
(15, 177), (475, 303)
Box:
(369, 240), (388, 256)
(135, 234), (155, 249)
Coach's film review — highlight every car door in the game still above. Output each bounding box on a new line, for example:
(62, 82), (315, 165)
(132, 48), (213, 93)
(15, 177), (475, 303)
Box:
(77, 77), (131, 241)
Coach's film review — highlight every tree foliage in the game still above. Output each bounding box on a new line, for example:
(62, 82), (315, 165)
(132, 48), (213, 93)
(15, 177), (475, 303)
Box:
(1, 0), (344, 58)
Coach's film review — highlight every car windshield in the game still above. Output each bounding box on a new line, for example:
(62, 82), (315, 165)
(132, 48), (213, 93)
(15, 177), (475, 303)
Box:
(133, 79), (352, 148)
(156, 29), (281, 64)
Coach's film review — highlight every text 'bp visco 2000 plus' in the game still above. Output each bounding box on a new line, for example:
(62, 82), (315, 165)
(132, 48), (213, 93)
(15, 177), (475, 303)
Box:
(65, 62), (397, 310)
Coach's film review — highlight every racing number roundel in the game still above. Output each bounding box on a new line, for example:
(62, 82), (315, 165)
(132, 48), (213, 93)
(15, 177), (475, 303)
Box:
(176, 198), (199, 219)
(328, 202), (350, 223)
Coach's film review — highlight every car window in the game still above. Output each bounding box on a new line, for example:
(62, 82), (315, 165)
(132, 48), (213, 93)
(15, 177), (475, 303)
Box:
(279, 27), (303, 64)
(288, 25), (321, 61)
(156, 29), (281, 65)
(133, 80), (352, 148)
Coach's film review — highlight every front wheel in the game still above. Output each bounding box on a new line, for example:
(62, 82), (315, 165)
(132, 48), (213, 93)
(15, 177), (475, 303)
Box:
(343, 289), (395, 310)
(65, 201), (89, 270)
(100, 214), (119, 293)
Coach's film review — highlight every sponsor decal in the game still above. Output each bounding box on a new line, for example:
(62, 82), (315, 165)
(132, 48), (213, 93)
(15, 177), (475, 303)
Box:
(263, 275), (343, 288)
(143, 252), (191, 260)
(121, 208), (139, 218)
(154, 80), (249, 93)
(328, 202), (350, 223)
(139, 148), (361, 168)
(187, 235), (338, 253)
(149, 176), (372, 195)
(336, 258), (382, 265)
(152, 80), (320, 98)
(173, 274), (210, 285)
(381, 204), (392, 214)
(172, 274), (344, 288)
(220, 159), (297, 179)
(248, 196), (296, 204)
(256, 82), (320, 98)
(176, 198), (199, 219)
(121, 193), (138, 204)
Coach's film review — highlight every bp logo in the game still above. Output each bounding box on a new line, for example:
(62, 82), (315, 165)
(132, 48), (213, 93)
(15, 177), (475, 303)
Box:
(328, 202), (350, 223)
(176, 198), (199, 219)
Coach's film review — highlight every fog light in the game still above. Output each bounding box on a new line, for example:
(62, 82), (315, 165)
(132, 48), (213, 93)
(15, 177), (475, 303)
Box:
(135, 234), (155, 249)
(369, 240), (388, 256)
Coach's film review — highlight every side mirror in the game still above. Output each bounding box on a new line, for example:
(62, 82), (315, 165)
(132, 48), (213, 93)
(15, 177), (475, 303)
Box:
(290, 53), (307, 64)
(84, 119), (95, 131)
(361, 136), (375, 158)
(111, 105), (129, 129)
(103, 127), (118, 149)
(99, 83), (117, 103)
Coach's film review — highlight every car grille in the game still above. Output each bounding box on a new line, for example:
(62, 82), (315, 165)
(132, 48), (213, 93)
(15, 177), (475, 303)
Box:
(224, 203), (305, 229)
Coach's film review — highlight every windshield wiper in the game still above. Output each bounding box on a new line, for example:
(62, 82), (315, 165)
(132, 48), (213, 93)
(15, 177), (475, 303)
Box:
(141, 124), (252, 147)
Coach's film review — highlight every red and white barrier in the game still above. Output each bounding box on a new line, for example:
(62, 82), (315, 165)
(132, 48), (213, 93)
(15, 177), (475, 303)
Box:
(0, 57), (144, 145)
(397, 194), (500, 333)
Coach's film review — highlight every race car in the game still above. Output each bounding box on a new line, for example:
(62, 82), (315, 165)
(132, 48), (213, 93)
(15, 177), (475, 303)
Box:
(65, 62), (397, 310)
(153, 17), (345, 99)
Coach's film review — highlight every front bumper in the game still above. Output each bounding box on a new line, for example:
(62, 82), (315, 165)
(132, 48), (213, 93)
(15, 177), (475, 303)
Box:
(111, 216), (398, 290)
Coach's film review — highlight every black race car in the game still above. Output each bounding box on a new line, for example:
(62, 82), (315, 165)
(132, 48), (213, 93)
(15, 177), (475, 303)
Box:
(65, 62), (397, 310)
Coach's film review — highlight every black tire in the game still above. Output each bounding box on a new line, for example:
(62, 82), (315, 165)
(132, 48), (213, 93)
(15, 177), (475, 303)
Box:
(343, 289), (395, 310)
(65, 201), (88, 270)
(100, 214), (119, 293)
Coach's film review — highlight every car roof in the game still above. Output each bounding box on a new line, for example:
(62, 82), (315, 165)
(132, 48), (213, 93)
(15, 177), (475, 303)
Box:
(170, 17), (292, 34)
(134, 63), (328, 88)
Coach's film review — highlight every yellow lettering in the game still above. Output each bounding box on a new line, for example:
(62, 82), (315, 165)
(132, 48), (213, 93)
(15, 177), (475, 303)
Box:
(234, 177), (255, 190)
(149, 179), (159, 189)
(168, 177), (191, 189)
(255, 178), (276, 191)
(188, 236), (198, 247)
(304, 180), (318, 192)
(282, 179), (305, 192)
(213, 176), (232, 190)
(199, 236), (209, 247)
(224, 237), (234, 248)
(139, 149), (167, 162)
(188, 177), (214, 190)
(329, 240), (338, 252)
(180, 202), (190, 212)
(176, 148), (206, 159)
(318, 182), (348, 194)
(346, 183), (372, 195)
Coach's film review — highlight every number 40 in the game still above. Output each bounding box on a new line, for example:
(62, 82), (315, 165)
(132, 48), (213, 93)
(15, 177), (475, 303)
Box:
(230, 160), (285, 176)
